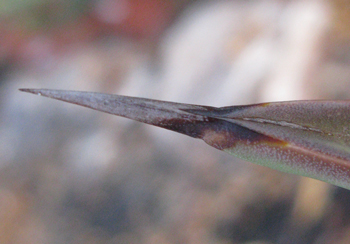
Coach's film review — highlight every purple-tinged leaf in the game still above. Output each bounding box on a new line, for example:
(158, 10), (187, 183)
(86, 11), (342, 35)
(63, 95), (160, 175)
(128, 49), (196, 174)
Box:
(19, 89), (350, 190)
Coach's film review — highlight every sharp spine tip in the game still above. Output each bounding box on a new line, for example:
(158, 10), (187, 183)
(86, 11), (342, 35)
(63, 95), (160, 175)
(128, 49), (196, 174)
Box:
(19, 88), (42, 95)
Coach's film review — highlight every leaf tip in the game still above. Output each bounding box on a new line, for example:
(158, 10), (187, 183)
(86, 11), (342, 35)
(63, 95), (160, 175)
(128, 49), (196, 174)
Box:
(19, 88), (43, 96)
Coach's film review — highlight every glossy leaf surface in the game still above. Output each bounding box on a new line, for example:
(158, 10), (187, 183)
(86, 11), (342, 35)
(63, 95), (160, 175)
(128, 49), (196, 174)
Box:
(19, 89), (350, 190)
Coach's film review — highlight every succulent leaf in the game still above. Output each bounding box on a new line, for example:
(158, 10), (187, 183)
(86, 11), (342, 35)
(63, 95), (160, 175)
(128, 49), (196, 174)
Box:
(19, 89), (350, 190)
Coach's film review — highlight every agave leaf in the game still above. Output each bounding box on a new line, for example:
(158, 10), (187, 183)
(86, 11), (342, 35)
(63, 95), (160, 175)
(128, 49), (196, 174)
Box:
(19, 89), (350, 190)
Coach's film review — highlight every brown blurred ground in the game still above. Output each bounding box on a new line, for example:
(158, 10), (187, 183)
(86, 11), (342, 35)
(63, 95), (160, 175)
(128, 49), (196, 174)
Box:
(1, 0), (350, 243)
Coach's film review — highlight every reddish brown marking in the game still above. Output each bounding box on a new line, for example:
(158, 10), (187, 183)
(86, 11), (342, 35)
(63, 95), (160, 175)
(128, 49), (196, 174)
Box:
(156, 117), (285, 150)
(202, 129), (230, 150)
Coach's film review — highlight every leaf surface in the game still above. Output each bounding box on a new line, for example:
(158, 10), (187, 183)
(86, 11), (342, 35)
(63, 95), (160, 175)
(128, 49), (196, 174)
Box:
(19, 89), (350, 190)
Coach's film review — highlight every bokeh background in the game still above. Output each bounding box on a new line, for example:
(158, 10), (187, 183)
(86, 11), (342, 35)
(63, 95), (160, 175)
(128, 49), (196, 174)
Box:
(2, 0), (350, 243)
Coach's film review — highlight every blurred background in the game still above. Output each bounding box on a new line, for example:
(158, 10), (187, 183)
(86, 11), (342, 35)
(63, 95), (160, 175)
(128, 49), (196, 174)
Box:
(2, 0), (350, 243)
